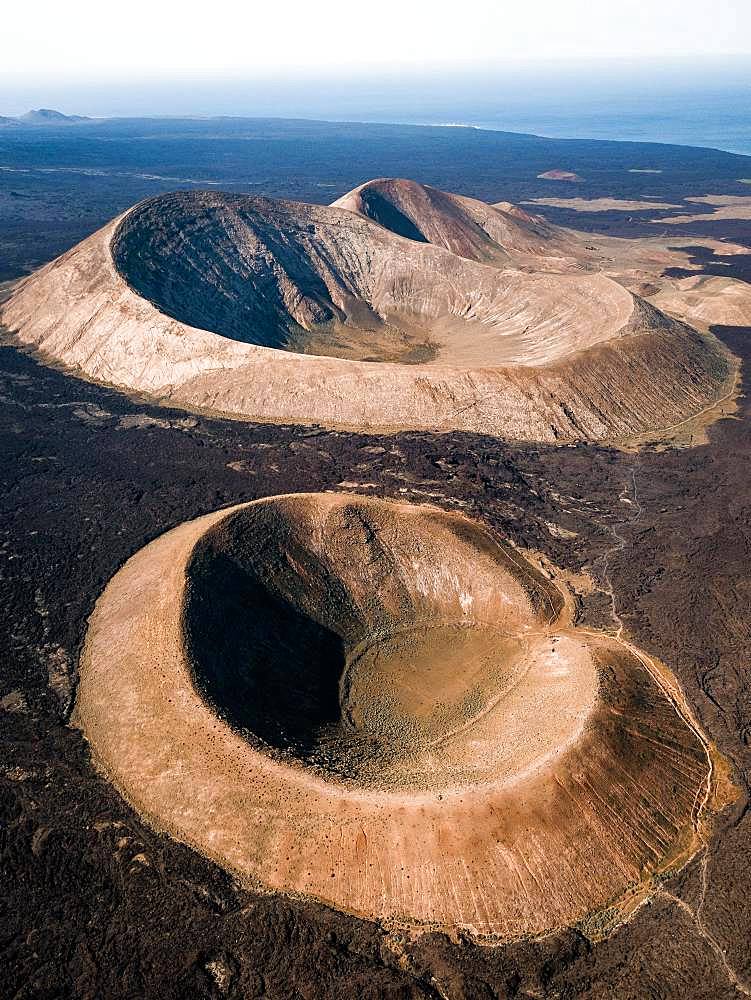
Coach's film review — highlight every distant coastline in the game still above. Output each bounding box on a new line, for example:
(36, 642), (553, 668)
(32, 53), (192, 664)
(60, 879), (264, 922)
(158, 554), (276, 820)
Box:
(3, 107), (750, 158)
(3, 57), (749, 155)
(409, 107), (751, 157)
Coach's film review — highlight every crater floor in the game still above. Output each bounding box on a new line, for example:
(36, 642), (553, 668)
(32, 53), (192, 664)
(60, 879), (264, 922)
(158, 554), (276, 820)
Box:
(0, 181), (732, 441)
(76, 493), (722, 939)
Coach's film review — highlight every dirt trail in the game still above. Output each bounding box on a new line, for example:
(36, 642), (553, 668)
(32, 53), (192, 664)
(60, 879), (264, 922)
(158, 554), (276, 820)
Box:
(74, 492), (720, 941)
(593, 464), (750, 996)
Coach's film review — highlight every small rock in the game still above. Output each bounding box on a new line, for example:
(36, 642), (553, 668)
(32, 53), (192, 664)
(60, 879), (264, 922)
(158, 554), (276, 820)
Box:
(204, 953), (238, 995)
(0, 689), (28, 713)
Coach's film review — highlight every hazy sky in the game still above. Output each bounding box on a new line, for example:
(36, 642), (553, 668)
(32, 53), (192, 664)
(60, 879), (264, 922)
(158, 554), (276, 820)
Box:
(3, 0), (751, 80)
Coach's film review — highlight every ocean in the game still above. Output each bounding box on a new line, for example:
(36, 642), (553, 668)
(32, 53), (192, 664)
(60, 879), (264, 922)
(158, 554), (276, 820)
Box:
(414, 94), (751, 158)
(330, 65), (751, 157)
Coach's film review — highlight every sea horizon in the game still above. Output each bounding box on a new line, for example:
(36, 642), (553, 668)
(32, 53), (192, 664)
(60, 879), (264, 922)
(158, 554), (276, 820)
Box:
(3, 56), (750, 156)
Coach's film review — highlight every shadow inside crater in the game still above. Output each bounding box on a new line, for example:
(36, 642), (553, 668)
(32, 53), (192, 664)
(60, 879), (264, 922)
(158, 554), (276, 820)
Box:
(184, 549), (347, 762)
(179, 496), (576, 785)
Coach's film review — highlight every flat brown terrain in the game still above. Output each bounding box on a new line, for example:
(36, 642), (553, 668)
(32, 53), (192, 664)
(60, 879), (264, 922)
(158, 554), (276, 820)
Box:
(661, 195), (751, 224)
(523, 197), (681, 213)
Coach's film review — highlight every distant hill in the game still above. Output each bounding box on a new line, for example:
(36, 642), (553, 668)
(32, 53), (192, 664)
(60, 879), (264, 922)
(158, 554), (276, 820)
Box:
(19, 109), (91, 125)
(0, 115), (23, 127)
(537, 169), (583, 182)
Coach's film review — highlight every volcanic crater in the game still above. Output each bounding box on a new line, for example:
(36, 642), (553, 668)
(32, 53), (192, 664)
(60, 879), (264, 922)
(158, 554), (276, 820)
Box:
(0, 178), (732, 441)
(76, 493), (723, 939)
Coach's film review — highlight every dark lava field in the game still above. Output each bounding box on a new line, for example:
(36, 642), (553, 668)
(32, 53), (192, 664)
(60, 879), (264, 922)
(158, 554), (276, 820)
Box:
(3, 116), (751, 283)
(2, 119), (751, 999)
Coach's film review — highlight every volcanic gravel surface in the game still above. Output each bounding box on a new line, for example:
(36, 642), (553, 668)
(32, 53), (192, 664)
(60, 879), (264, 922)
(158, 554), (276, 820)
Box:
(1, 316), (750, 997)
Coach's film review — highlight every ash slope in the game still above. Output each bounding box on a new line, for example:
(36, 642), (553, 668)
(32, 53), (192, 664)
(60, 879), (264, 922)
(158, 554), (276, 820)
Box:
(76, 493), (715, 939)
(111, 190), (623, 364)
(1, 182), (731, 441)
(331, 177), (580, 265)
